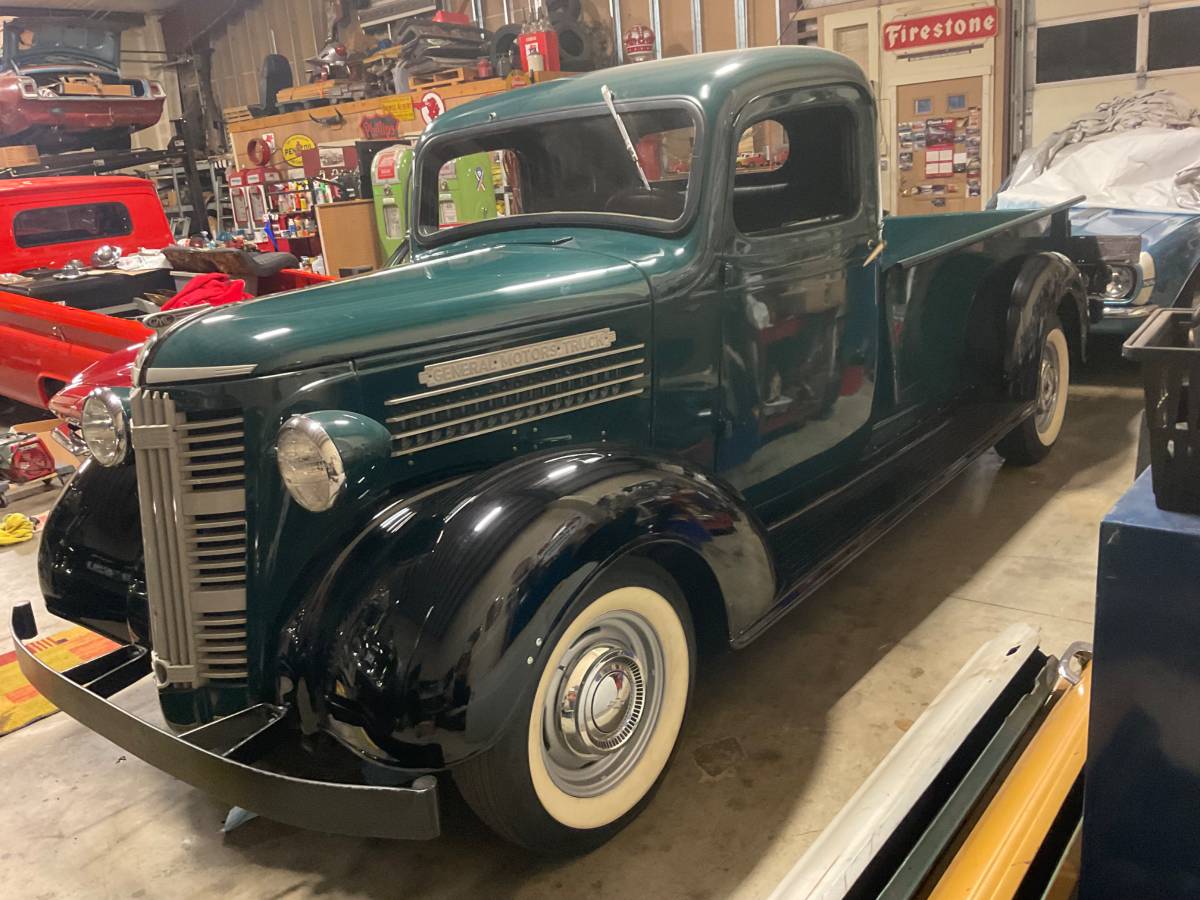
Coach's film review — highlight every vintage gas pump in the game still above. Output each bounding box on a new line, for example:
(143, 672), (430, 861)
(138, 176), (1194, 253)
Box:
(436, 152), (495, 228)
(370, 143), (414, 259)
(228, 166), (285, 232)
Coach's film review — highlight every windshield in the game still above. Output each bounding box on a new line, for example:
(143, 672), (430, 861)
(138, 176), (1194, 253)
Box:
(416, 103), (700, 241)
(4, 21), (120, 69)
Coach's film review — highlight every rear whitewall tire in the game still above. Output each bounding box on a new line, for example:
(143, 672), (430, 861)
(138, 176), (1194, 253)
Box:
(1032, 325), (1069, 447)
(995, 316), (1069, 466)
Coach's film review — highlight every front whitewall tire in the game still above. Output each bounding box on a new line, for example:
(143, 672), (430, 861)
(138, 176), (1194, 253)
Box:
(526, 585), (690, 830)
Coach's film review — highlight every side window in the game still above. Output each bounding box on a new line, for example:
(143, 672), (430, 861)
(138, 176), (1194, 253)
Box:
(733, 105), (858, 236)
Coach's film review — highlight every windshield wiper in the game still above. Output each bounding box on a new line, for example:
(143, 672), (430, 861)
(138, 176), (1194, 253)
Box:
(601, 85), (651, 192)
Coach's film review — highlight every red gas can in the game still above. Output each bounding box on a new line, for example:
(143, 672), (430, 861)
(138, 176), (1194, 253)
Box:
(518, 30), (560, 71)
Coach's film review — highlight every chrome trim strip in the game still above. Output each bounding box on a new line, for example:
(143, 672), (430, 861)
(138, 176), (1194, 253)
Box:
(391, 373), (645, 439)
(51, 424), (88, 458)
(612, 0), (624, 63)
(144, 364), (257, 384)
(386, 343), (646, 405)
(1133, 250), (1156, 305)
(386, 358), (645, 422)
(392, 387), (644, 456)
(1103, 304), (1156, 319)
(651, 0), (663, 59)
(417, 328), (617, 388)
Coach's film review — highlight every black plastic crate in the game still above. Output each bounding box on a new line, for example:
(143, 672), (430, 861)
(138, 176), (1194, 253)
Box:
(1124, 308), (1200, 514)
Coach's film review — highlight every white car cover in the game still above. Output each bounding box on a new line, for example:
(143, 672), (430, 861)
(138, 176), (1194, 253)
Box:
(996, 90), (1200, 214)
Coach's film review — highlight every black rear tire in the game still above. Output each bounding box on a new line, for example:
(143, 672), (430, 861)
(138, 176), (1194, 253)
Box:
(454, 557), (695, 854)
(995, 314), (1069, 466)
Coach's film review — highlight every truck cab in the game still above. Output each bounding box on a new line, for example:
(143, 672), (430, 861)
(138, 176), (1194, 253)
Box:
(19, 47), (1091, 854)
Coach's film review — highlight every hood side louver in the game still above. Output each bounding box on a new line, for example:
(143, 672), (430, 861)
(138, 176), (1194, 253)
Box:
(385, 343), (647, 456)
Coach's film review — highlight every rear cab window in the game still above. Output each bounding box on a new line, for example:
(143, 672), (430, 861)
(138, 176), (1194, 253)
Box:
(733, 105), (859, 236)
(13, 202), (133, 248)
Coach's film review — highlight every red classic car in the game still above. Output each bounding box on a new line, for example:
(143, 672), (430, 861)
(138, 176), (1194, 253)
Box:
(0, 175), (333, 409)
(0, 175), (172, 272)
(0, 18), (165, 152)
(0, 175), (168, 406)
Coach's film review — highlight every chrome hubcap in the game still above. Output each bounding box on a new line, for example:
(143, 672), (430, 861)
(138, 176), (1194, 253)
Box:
(542, 611), (664, 798)
(1035, 334), (1061, 436)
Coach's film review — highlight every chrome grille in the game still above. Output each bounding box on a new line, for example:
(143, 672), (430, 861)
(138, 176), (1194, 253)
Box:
(385, 343), (647, 456)
(131, 391), (249, 686)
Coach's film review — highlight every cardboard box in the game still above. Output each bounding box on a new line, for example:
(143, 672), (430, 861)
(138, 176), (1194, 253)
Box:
(0, 145), (39, 169)
(13, 419), (80, 468)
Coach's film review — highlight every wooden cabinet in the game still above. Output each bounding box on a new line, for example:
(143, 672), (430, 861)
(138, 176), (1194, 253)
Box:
(316, 199), (382, 276)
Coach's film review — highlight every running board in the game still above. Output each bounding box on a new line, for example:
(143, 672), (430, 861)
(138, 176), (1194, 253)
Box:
(736, 400), (1032, 648)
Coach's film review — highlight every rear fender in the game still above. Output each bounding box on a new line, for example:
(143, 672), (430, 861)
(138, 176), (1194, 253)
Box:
(1006, 252), (1086, 400)
(277, 447), (773, 768)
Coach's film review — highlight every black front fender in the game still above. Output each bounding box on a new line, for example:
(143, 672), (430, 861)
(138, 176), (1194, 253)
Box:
(38, 458), (148, 645)
(1006, 252), (1087, 398)
(278, 447), (773, 769)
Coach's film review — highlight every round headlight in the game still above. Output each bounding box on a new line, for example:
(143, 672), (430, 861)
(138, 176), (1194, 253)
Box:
(80, 390), (129, 467)
(276, 416), (346, 512)
(1104, 265), (1136, 300)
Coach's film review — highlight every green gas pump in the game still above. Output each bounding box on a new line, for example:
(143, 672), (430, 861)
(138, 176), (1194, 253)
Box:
(435, 153), (496, 227)
(372, 144), (497, 260)
(371, 144), (414, 260)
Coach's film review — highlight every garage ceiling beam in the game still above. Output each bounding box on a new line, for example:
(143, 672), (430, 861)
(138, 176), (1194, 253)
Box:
(4, 8), (146, 28)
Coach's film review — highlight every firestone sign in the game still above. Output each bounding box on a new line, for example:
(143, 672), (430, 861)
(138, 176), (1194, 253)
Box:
(884, 6), (998, 52)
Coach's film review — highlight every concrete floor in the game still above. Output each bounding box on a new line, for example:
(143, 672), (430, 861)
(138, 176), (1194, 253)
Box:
(0, 338), (1144, 899)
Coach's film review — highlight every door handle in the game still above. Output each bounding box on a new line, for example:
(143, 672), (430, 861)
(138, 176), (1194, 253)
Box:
(862, 239), (886, 267)
(50, 325), (66, 342)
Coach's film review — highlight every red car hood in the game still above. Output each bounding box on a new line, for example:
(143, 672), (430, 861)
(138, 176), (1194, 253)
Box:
(49, 344), (137, 422)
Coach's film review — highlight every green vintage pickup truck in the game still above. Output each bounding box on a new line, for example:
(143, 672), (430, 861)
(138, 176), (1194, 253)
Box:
(16, 47), (1105, 853)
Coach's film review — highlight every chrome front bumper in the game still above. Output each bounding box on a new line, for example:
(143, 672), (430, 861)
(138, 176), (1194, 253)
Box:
(10, 603), (440, 840)
(1094, 303), (1158, 335)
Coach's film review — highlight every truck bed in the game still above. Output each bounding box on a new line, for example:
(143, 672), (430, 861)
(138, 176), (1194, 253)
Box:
(881, 198), (1081, 270)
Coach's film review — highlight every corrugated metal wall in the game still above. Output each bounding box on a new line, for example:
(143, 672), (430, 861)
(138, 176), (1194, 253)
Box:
(205, 0), (786, 112)
(125, 16), (183, 151)
(207, 0), (328, 111)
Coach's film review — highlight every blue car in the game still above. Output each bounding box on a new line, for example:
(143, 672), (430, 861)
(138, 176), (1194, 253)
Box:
(1069, 207), (1200, 336)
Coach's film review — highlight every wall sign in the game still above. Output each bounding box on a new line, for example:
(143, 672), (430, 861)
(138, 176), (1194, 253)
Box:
(281, 134), (316, 168)
(361, 114), (400, 140)
(418, 91), (446, 125)
(381, 94), (415, 121)
(884, 6), (998, 52)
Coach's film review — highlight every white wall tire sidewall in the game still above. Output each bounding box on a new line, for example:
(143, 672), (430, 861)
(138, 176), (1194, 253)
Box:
(1035, 327), (1069, 447)
(526, 585), (690, 831)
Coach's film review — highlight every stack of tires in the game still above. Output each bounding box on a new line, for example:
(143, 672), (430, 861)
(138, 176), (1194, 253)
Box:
(490, 0), (612, 73)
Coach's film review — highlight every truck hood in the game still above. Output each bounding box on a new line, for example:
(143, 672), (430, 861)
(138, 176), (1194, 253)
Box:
(144, 239), (654, 380)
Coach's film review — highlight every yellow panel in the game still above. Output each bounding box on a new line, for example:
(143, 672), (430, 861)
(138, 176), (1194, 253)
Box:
(929, 666), (1090, 900)
(701, 0), (736, 50)
(1030, 77), (1140, 144)
(660, 0), (696, 57)
(751, 0), (778, 47)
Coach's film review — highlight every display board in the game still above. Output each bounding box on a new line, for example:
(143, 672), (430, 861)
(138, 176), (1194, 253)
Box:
(895, 75), (984, 215)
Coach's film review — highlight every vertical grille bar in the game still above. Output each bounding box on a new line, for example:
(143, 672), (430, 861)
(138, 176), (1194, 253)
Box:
(131, 390), (248, 686)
